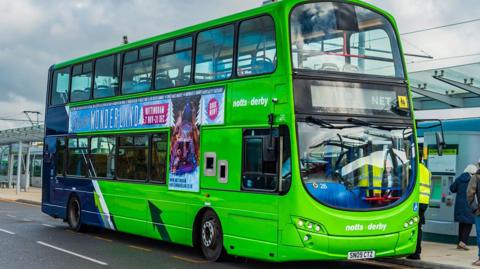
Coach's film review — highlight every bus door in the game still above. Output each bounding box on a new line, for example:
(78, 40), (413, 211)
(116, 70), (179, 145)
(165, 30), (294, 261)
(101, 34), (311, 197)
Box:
(202, 127), (289, 256)
(43, 136), (66, 206)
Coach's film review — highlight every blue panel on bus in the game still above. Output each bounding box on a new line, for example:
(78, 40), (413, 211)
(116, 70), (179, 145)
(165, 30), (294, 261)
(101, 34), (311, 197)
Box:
(306, 182), (371, 208)
(44, 177), (115, 230)
(45, 106), (69, 135)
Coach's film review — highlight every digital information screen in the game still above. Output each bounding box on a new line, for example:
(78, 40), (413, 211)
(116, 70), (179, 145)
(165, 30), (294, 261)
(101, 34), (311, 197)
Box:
(311, 85), (398, 112)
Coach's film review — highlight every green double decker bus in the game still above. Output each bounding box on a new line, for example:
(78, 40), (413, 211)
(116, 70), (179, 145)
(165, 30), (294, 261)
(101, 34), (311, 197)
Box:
(42, 0), (420, 262)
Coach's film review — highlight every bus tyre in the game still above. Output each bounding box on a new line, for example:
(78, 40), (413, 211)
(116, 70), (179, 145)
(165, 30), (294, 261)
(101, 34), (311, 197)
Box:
(200, 210), (225, 261)
(67, 196), (85, 232)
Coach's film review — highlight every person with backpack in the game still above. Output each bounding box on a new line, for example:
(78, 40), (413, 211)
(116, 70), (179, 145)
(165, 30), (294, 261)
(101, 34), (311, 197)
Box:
(467, 166), (480, 266)
(451, 165), (478, 250)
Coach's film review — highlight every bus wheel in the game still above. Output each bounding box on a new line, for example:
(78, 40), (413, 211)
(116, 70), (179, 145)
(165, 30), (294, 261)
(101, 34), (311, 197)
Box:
(200, 210), (224, 261)
(67, 196), (85, 232)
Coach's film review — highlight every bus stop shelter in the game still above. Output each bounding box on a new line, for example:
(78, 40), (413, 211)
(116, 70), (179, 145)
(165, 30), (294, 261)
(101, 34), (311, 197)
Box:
(410, 62), (480, 111)
(410, 62), (480, 243)
(0, 125), (44, 194)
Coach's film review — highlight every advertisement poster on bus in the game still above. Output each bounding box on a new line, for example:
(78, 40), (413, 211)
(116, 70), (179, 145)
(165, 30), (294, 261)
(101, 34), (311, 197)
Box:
(68, 87), (224, 133)
(168, 96), (201, 192)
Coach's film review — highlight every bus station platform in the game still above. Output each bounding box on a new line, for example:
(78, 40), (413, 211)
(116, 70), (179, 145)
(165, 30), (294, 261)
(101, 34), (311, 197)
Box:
(0, 187), (41, 205)
(383, 241), (477, 269)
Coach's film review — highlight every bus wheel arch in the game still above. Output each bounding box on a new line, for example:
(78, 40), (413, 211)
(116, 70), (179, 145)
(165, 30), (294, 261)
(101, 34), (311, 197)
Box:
(66, 193), (86, 232)
(193, 208), (226, 261)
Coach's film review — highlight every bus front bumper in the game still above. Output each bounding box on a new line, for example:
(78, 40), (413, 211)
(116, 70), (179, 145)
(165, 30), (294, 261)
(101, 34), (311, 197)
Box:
(278, 224), (417, 261)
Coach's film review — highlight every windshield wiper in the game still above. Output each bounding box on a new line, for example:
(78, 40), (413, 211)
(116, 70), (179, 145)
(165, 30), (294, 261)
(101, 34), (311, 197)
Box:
(346, 117), (395, 131)
(305, 116), (335, 129)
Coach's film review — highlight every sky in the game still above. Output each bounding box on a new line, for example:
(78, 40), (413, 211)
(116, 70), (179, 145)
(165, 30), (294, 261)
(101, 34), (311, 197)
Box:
(0, 0), (479, 129)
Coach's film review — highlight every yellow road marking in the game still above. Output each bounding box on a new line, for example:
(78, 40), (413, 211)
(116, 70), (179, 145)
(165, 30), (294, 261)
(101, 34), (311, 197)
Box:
(129, 245), (152, 252)
(94, 236), (113, 242)
(171, 255), (208, 264)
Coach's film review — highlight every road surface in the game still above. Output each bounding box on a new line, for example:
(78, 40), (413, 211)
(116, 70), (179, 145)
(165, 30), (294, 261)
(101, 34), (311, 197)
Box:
(0, 201), (413, 269)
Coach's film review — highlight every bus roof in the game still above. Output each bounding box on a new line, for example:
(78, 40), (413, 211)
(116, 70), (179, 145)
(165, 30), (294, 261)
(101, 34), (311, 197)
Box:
(53, 0), (393, 69)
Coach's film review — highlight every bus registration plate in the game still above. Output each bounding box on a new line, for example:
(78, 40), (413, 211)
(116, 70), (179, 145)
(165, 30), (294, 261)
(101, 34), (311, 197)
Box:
(347, 251), (376, 260)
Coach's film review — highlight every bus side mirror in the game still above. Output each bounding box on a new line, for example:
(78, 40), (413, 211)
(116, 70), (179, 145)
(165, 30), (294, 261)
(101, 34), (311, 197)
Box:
(435, 132), (445, 156)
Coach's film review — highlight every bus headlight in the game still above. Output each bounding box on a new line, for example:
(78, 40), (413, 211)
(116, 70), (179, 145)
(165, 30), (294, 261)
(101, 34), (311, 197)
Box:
(404, 216), (419, 229)
(293, 217), (325, 234)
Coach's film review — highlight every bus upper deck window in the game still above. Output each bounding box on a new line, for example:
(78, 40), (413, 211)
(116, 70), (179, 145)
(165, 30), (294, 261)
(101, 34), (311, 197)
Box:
(237, 16), (277, 77)
(195, 25), (234, 83)
(94, 55), (120, 99)
(50, 67), (70, 106)
(156, 36), (192, 90)
(71, 62), (93, 102)
(122, 47), (153, 95)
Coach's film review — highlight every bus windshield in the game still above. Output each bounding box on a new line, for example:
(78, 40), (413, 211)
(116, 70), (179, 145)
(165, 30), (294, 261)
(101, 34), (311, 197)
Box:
(298, 122), (415, 210)
(291, 2), (405, 78)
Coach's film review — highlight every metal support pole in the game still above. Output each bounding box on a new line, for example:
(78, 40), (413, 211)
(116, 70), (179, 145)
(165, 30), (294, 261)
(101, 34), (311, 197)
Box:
(16, 142), (22, 195)
(25, 142), (31, 192)
(39, 153), (43, 188)
(7, 144), (13, 189)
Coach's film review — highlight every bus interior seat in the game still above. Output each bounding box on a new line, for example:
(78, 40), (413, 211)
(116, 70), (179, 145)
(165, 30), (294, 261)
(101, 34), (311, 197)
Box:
(343, 64), (360, 73)
(71, 88), (90, 101)
(156, 74), (174, 89)
(176, 69), (191, 86)
(60, 91), (68, 103)
(175, 76), (190, 87)
(252, 59), (274, 74)
(95, 85), (115, 98)
(134, 159), (148, 180)
(133, 78), (151, 91)
(321, 63), (340, 72)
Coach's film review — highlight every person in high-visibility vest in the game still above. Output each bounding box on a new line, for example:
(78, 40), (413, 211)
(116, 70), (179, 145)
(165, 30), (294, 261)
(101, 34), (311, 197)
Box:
(408, 163), (431, 260)
(358, 165), (383, 198)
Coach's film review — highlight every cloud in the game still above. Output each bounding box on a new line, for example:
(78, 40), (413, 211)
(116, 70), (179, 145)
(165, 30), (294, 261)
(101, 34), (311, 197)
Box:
(0, 0), (259, 129)
(365, 0), (480, 71)
(0, 94), (44, 130)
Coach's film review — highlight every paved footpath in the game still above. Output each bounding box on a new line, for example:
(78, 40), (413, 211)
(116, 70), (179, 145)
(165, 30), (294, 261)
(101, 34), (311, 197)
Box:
(0, 187), (476, 268)
(0, 187), (41, 205)
(384, 241), (479, 269)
